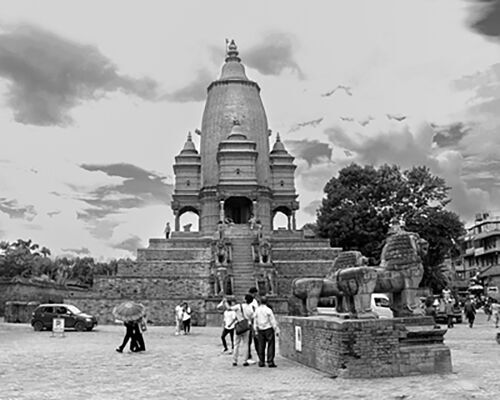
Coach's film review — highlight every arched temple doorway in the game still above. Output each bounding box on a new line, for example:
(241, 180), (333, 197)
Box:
(272, 206), (293, 230)
(177, 207), (200, 232)
(224, 196), (252, 224)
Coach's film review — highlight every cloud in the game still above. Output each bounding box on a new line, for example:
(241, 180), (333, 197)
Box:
(288, 117), (323, 133)
(0, 24), (159, 126)
(161, 69), (211, 102)
(303, 200), (321, 217)
(0, 198), (36, 220)
(469, 0), (500, 40)
(245, 33), (304, 78)
(285, 139), (332, 166)
(60, 247), (91, 256)
(432, 122), (471, 148)
(78, 163), (172, 221)
(112, 235), (142, 253)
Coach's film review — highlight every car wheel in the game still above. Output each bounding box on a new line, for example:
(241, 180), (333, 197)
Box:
(75, 322), (86, 332)
(86, 326), (94, 331)
(33, 321), (44, 331)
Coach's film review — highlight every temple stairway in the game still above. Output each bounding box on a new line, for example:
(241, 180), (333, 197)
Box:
(227, 225), (255, 297)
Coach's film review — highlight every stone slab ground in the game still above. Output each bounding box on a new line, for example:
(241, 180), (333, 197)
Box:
(1, 311), (499, 400)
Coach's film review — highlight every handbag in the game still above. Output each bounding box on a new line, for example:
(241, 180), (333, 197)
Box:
(235, 304), (250, 335)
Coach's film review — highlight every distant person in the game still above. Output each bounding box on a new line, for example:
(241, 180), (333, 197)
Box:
(253, 296), (279, 368)
(491, 300), (500, 328)
(164, 222), (171, 239)
(464, 298), (476, 328)
(116, 320), (135, 353)
(131, 317), (146, 352)
(221, 300), (237, 353)
(174, 302), (183, 336)
(442, 286), (452, 302)
(445, 300), (454, 328)
(248, 214), (256, 230)
(182, 302), (192, 335)
(222, 294), (254, 367)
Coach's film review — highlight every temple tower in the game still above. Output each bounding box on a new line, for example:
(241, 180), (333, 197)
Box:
(171, 40), (297, 233)
(77, 40), (340, 327)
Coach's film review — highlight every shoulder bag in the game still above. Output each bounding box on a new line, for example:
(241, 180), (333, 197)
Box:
(235, 304), (250, 335)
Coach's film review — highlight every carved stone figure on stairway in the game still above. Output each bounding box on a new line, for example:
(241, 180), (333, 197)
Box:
(255, 266), (277, 296)
(214, 239), (231, 265)
(257, 237), (272, 264)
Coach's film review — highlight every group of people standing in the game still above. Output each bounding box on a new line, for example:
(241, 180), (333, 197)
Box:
(218, 287), (279, 368)
(175, 301), (192, 335)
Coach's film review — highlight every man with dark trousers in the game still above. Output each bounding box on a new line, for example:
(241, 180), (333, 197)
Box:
(253, 296), (279, 368)
(247, 287), (260, 363)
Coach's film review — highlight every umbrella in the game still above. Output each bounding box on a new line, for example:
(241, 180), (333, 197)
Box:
(113, 301), (146, 322)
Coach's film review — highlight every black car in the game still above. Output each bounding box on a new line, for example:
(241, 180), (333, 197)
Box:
(31, 304), (97, 331)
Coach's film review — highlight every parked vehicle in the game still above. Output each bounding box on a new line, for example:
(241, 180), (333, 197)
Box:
(31, 304), (97, 331)
(371, 294), (393, 319)
(317, 294), (393, 318)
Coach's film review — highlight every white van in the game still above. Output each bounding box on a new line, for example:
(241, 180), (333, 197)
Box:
(317, 293), (394, 318)
(371, 293), (393, 319)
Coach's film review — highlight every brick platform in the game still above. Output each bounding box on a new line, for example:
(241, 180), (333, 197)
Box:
(278, 315), (452, 378)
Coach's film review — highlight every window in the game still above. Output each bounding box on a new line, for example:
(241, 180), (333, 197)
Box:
(43, 307), (54, 313)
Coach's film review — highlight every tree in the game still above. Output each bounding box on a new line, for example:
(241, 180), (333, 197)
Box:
(316, 163), (465, 290)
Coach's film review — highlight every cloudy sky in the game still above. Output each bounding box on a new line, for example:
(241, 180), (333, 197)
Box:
(0, 0), (499, 259)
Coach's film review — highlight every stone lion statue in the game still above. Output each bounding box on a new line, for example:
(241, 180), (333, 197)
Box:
(291, 229), (428, 318)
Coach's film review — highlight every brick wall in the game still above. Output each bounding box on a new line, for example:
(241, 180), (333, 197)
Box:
(278, 315), (452, 378)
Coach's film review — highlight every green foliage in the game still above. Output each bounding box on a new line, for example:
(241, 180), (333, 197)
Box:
(0, 239), (123, 286)
(316, 163), (465, 288)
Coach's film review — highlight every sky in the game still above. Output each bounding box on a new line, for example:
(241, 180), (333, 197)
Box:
(0, 0), (500, 259)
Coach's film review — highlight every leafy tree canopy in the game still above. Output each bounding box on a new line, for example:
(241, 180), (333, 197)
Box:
(316, 163), (465, 292)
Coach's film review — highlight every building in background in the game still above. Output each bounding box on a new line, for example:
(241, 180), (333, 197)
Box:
(456, 212), (500, 296)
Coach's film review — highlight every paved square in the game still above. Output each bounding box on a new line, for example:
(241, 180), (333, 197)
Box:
(2, 312), (499, 400)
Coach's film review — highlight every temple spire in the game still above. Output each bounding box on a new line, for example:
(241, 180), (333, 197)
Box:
(225, 39), (241, 62)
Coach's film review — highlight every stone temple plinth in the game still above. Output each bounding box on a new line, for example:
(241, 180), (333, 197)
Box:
(279, 315), (452, 378)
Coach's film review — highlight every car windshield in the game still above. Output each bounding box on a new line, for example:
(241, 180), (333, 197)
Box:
(66, 305), (82, 314)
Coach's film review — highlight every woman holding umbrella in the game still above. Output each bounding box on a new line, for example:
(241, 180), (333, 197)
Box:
(113, 301), (147, 352)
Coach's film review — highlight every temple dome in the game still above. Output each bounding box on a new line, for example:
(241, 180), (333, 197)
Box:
(200, 40), (270, 187)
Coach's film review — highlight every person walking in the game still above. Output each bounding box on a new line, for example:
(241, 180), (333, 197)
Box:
(223, 294), (255, 367)
(131, 317), (146, 352)
(174, 302), (183, 335)
(182, 302), (192, 335)
(464, 298), (476, 328)
(491, 300), (500, 328)
(254, 296), (279, 368)
(164, 221), (171, 239)
(221, 300), (237, 353)
(445, 300), (454, 328)
(116, 320), (135, 353)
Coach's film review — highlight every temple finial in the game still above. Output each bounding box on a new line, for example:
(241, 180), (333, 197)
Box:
(276, 132), (281, 142)
(225, 39), (241, 62)
(187, 131), (192, 141)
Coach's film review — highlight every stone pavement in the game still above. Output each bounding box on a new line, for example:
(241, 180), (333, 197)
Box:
(1, 312), (500, 400)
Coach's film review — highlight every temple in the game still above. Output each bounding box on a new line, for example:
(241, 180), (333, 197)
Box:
(69, 40), (340, 325)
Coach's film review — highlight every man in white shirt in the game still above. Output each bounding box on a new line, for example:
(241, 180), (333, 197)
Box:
(253, 296), (279, 368)
(221, 300), (237, 353)
(174, 302), (183, 335)
(247, 287), (260, 364)
(223, 294), (255, 366)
